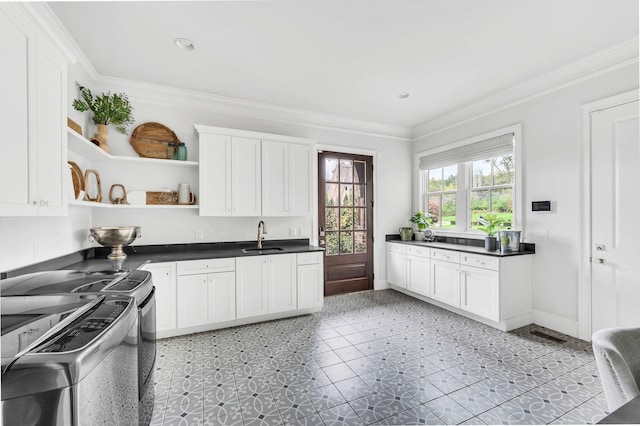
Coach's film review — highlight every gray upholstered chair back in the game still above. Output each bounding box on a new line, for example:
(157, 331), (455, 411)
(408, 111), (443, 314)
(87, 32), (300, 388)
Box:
(592, 326), (640, 412)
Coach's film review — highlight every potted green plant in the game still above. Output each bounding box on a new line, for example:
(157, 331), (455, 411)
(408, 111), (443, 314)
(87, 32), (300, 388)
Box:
(477, 212), (506, 251)
(410, 211), (431, 241)
(72, 83), (134, 153)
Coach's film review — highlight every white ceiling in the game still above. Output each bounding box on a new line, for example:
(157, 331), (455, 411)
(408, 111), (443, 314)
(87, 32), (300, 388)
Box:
(49, 0), (638, 129)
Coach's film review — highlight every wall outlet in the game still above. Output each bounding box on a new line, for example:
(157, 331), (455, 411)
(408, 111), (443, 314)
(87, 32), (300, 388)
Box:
(195, 229), (204, 240)
(290, 227), (299, 237)
(300, 227), (310, 237)
(532, 230), (548, 241)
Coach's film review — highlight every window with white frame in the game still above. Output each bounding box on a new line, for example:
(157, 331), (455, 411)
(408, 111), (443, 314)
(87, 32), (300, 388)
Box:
(418, 130), (518, 233)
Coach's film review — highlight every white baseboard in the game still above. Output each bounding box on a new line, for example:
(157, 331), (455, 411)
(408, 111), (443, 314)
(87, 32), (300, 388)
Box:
(375, 279), (390, 291)
(532, 309), (579, 338)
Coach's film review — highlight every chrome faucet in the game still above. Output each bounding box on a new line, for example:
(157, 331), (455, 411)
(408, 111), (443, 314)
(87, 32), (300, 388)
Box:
(257, 220), (267, 249)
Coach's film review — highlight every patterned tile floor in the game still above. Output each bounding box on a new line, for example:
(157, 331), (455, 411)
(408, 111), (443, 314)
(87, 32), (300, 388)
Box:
(150, 290), (609, 425)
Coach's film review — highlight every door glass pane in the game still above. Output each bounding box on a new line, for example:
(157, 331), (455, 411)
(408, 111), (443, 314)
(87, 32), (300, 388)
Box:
(354, 208), (366, 230)
(441, 193), (456, 228)
(354, 185), (366, 206)
(340, 208), (353, 230)
(340, 159), (353, 183)
(491, 188), (513, 227)
(428, 168), (442, 192)
(470, 189), (489, 228)
(493, 154), (515, 185)
(340, 232), (353, 254)
(428, 194), (441, 227)
(354, 161), (366, 183)
(340, 184), (353, 206)
(325, 158), (339, 182)
(326, 232), (338, 256)
(472, 159), (492, 187)
(325, 208), (338, 230)
(325, 183), (339, 206)
(354, 232), (366, 253)
(443, 165), (457, 190)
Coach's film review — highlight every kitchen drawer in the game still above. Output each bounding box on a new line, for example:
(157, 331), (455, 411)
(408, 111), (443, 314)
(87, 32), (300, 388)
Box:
(387, 242), (407, 254)
(297, 251), (323, 265)
(461, 253), (500, 271)
(430, 248), (460, 263)
(407, 245), (430, 258)
(177, 258), (236, 275)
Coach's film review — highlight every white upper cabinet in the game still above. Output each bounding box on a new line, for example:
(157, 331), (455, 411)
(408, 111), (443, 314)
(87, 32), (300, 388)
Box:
(0, 5), (67, 216)
(195, 125), (315, 218)
(262, 140), (313, 216)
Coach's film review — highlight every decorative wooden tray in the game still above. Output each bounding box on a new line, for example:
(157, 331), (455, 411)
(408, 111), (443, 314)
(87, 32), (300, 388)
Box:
(146, 191), (178, 205)
(130, 122), (179, 159)
(68, 161), (84, 199)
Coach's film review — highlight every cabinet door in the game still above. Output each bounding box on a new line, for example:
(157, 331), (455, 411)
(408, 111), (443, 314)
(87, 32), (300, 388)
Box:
(407, 255), (430, 297)
(236, 256), (268, 318)
(232, 136), (261, 216)
(461, 265), (500, 321)
(430, 259), (460, 308)
(387, 250), (407, 288)
(199, 133), (232, 216)
(142, 263), (177, 332)
(297, 262), (324, 309)
(267, 254), (297, 314)
(177, 274), (209, 328)
(34, 36), (66, 216)
(208, 271), (236, 323)
(262, 140), (288, 216)
(288, 143), (312, 216)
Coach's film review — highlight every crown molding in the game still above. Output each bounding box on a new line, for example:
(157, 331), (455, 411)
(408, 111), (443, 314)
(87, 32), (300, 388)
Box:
(412, 38), (640, 141)
(94, 75), (412, 141)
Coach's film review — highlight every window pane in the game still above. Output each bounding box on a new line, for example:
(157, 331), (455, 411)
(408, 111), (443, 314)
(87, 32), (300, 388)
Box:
(354, 231), (366, 253)
(441, 193), (456, 228)
(470, 190), (489, 229)
(491, 188), (513, 227)
(340, 184), (353, 206)
(325, 208), (338, 231)
(428, 168), (443, 192)
(340, 159), (353, 183)
(354, 185), (366, 206)
(354, 161), (366, 183)
(354, 208), (366, 230)
(340, 232), (353, 254)
(472, 159), (492, 187)
(325, 183), (339, 206)
(428, 194), (441, 227)
(326, 232), (338, 255)
(340, 208), (353, 230)
(325, 158), (339, 182)
(443, 165), (457, 191)
(493, 154), (515, 185)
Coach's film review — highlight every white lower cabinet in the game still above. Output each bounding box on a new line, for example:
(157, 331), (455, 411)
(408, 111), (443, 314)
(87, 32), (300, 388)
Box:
(140, 262), (177, 332)
(236, 254), (296, 318)
(208, 272), (236, 323)
(387, 242), (532, 331)
(177, 274), (209, 328)
(297, 252), (324, 309)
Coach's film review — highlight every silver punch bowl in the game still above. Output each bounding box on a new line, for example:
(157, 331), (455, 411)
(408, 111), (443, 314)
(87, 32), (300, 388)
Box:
(90, 226), (141, 260)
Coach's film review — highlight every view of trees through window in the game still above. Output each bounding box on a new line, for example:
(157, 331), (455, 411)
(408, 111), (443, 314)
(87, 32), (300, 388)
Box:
(424, 153), (514, 231)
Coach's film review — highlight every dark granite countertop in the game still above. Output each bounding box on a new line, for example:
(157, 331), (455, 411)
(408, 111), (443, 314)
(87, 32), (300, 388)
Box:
(2, 239), (323, 278)
(386, 234), (535, 257)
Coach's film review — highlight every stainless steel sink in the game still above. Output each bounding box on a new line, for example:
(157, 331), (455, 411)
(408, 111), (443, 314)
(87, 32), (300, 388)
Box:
(241, 247), (284, 254)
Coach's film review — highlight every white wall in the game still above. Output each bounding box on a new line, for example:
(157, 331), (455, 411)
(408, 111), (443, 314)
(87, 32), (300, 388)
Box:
(412, 63), (639, 336)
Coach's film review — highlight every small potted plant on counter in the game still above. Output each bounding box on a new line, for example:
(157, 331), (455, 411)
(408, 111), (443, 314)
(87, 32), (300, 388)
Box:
(72, 83), (134, 153)
(477, 212), (506, 251)
(410, 211), (431, 241)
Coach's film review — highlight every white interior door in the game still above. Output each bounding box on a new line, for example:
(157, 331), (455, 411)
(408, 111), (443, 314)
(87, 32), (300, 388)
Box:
(591, 99), (640, 333)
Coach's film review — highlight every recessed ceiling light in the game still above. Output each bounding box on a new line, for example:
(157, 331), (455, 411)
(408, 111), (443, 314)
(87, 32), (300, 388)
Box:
(399, 92), (410, 99)
(174, 38), (195, 51)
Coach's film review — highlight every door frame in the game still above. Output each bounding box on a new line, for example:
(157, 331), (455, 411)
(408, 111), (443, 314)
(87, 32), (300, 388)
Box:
(314, 144), (382, 290)
(577, 90), (639, 341)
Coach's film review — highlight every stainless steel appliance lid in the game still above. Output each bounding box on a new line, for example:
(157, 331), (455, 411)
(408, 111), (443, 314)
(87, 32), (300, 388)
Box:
(1, 294), (138, 398)
(1, 269), (152, 301)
